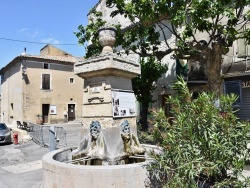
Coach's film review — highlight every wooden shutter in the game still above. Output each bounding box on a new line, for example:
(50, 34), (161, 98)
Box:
(247, 24), (250, 57)
(42, 74), (50, 90)
(237, 24), (250, 57)
(237, 24), (246, 57)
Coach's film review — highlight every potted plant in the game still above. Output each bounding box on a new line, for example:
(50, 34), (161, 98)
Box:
(148, 77), (250, 187)
(36, 114), (43, 125)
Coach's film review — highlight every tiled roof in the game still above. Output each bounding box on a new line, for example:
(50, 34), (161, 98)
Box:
(0, 54), (84, 74)
(19, 54), (83, 64)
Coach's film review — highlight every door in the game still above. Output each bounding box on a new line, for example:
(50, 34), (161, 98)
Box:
(68, 104), (75, 121)
(42, 104), (50, 123)
(162, 95), (171, 117)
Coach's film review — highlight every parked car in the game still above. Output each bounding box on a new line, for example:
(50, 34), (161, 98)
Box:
(0, 123), (12, 144)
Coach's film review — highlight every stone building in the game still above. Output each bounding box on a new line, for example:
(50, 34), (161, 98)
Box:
(0, 45), (84, 126)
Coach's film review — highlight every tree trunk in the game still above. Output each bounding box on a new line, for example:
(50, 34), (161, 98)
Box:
(139, 102), (149, 131)
(204, 42), (224, 94)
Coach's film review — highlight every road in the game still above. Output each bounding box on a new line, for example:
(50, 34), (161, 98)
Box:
(0, 123), (82, 188)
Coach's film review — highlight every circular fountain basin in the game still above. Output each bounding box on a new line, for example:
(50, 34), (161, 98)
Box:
(42, 144), (160, 188)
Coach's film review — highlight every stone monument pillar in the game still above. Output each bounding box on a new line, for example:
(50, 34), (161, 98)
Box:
(74, 25), (141, 161)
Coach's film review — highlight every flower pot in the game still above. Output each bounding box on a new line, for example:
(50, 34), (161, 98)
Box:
(36, 118), (43, 125)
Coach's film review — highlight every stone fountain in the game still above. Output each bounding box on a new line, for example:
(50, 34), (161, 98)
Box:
(42, 25), (160, 188)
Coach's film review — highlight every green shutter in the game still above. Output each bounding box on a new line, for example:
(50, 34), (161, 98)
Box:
(176, 59), (188, 78)
(247, 24), (250, 57)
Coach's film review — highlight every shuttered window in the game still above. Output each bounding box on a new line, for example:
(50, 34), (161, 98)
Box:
(237, 24), (250, 57)
(42, 74), (50, 90)
(223, 80), (242, 107)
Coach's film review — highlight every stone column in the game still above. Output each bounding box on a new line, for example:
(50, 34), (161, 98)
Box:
(74, 25), (140, 158)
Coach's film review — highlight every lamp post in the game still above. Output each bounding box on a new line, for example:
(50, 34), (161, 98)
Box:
(21, 64), (27, 122)
(22, 65), (27, 74)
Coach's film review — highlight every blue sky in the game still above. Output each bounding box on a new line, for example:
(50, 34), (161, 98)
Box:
(0, 0), (98, 68)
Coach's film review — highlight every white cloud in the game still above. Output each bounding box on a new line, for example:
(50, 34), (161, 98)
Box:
(41, 38), (60, 44)
(17, 28), (42, 38)
(18, 28), (29, 32)
(30, 31), (41, 38)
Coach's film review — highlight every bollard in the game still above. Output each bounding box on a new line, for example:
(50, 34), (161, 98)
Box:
(49, 126), (56, 151)
(13, 132), (18, 144)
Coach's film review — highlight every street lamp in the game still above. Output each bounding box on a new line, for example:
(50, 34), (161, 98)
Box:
(22, 65), (27, 74)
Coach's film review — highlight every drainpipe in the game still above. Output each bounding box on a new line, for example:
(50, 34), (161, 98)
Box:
(246, 45), (248, 71)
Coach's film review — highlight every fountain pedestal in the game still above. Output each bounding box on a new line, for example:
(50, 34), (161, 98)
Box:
(73, 26), (142, 162)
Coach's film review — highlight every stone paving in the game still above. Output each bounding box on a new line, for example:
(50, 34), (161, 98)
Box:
(2, 160), (42, 174)
(0, 122), (82, 188)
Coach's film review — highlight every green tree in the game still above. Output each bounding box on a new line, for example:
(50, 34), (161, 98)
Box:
(133, 57), (168, 131)
(100, 0), (250, 94)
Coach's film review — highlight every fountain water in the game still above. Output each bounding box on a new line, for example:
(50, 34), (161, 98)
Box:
(42, 25), (161, 188)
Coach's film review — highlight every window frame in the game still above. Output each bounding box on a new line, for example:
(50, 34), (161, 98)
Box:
(43, 63), (50, 69)
(69, 77), (75, 84)
(41, 73), (51, 90)
(237, 24), (250, 58)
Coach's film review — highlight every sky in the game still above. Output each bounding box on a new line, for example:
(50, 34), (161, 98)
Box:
(0, 0), (98, 68)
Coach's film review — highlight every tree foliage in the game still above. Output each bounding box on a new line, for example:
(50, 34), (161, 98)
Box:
(105, 0), (250, 55)
(74, 10), (106, 58)
(148, 77), (250, 187)
(133, 57), (168, 130)
(75, 0), (250, 93)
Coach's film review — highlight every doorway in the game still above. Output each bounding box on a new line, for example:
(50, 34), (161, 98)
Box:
(42, 104), (50, 124)
(162, 94), (171, 117)
(68, 104), (76, 121)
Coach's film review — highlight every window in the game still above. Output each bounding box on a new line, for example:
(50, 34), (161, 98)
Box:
(44, 63), (49, 69)
(224, 81), (242, 107)
(69, 77), (74, 84)
(42, 74), (50, 90)
(237, 24), (250, 57)
(10, 103), (13, 118)
(1, 74), (4, 83)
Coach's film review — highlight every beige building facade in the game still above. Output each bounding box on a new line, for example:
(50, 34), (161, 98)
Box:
(0, 45), (84, 126)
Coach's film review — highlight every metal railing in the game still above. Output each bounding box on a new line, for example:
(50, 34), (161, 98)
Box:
(29, 123), (67, 148)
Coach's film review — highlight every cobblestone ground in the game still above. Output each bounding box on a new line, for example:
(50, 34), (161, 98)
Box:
(0, 123), (82, 188)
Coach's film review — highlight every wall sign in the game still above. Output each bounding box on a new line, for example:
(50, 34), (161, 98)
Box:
(50, 105), (57, 115)
(91, 87), (100, 93)
(242, 81), (250, 88)
(112, 90), (136, 117)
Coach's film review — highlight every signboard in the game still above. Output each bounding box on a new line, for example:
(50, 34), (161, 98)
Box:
(242, 81), (250, 88)
(112, 90), (136, 117)
(91, 87), (100, 93)
(50, 105), (57, 115)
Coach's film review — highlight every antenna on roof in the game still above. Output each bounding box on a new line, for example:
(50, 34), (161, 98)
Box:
(21, 47), (26, 56)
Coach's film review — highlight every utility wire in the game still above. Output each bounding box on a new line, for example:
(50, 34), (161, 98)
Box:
(0, 37), (78, 46)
